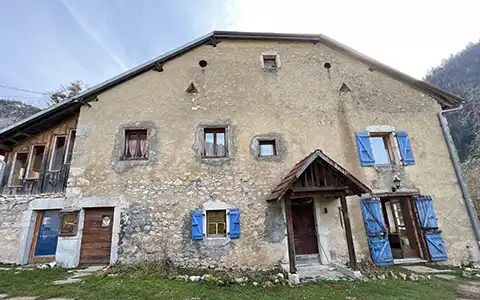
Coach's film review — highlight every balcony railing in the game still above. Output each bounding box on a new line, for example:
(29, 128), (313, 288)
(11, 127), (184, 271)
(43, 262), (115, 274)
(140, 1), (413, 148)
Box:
(3, 163), (70, 196)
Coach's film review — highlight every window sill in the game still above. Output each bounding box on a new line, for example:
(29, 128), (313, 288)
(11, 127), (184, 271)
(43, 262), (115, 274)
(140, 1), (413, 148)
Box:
(206, 236), (228, 239)
(120, 157), (148, 161)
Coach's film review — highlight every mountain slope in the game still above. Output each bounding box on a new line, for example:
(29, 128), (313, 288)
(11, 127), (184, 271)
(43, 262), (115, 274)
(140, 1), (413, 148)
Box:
(425, 41), (480, 161)
(0, 99), (41, 129)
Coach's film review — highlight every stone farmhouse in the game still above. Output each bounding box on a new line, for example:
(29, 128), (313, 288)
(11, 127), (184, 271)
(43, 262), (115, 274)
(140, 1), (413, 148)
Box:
(0, 31), (478, 277)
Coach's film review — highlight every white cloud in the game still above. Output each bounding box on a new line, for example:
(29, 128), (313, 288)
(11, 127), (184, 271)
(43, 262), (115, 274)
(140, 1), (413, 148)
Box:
(224, 0), (480, 78)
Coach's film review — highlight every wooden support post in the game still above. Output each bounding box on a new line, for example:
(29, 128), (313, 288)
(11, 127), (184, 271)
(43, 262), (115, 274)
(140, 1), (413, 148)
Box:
(0, 152), (10, 194)
(285, 192), (297, 274)
(340, 192), (357, 270)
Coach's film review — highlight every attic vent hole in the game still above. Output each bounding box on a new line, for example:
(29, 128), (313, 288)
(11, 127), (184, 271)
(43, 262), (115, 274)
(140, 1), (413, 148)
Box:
(199, 60), (208, 68)
(339, 83), (351, 93)
(186, 82), (198, 94)
(324, 62), (331, 69)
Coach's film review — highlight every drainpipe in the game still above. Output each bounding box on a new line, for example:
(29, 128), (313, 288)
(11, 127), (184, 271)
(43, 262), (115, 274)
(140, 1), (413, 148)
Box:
(438, 105), (480, 250)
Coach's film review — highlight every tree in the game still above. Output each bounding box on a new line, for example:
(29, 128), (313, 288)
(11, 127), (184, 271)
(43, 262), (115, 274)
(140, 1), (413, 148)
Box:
(425, 42), (480, 160)
(49, 80), (85, 105)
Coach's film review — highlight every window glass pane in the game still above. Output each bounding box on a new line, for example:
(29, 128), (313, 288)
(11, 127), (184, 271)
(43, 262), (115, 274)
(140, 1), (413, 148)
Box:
(51, 136), (66, 171)
(28, 146), (45, 179)
(260, 143), (275, 156)
(205, 133), (214, 156)
(124, 130), (147, 159)
(370, 137), (390, 165)
(11, 153), (28, 185)
(208, 223), (217, 235)
(61, 213), (77, 235)
(216, 133), (225, 157)
(207, 210), (226, 236)
(263, 56), (277, 69)
(65, 131), (76, 164)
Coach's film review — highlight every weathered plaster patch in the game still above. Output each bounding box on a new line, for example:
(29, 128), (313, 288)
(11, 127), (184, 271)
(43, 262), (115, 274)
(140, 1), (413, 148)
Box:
(264, 201), (286, 243)
(193, 120), (235, 166)
(250, 132), (287, 162)
(111, 121), (157, 173)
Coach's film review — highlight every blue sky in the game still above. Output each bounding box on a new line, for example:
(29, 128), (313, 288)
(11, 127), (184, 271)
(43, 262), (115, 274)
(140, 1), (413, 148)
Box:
(1, 0), (479, 107)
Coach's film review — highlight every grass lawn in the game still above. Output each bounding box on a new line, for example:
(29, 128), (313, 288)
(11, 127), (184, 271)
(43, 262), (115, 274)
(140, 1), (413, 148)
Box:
(0, 268), (459, 300)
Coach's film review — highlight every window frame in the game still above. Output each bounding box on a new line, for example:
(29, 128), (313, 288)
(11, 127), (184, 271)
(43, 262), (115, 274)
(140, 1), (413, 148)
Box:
(369, 133), (395, 166)
(258, 140), (277, 157)
(25, 144), (46, 180)
(260, 52), (281, 71)
(122, 129), (149, 161)
(59, 212), (79, 237)
(206, 210), (227, 238)
(203, 127), (227, 158)
(63, 129), (77, 165)
(49, 135), (67, 172)
(8, 151), (29, 187)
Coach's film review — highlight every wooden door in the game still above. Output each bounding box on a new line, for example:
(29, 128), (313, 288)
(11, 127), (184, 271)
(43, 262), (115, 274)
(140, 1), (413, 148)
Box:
(80, 207), (114, 265)
(291, 200), (319, 255)
(389, 199), (421, 258)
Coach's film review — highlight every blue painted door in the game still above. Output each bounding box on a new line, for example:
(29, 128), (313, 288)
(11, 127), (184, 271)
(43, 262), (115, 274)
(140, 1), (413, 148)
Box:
(34, 210), (60, 256)
(414, 196), (447, 261)
(360, 197), (393, 266)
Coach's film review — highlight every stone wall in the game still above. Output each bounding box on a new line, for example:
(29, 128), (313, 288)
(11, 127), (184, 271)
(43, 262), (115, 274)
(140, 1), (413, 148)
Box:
(65, 39), (478, 268)
(0, 196), (30, 263)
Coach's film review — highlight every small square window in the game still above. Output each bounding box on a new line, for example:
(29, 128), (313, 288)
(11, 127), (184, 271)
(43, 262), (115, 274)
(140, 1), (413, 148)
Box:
(123, 129), (148, 160)
(370, 134), (394, 165)
(259, 140), (277, 156)
(59, 212), (78, 236)
(207, 210), (226, 237)
(203, 128), (227, 158)
(263, 55), (277, 70)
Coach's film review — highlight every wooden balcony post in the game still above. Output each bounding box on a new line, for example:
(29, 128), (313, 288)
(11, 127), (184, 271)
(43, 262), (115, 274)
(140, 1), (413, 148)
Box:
(340, 192), (357, 270)
(285, 191), (297, 273)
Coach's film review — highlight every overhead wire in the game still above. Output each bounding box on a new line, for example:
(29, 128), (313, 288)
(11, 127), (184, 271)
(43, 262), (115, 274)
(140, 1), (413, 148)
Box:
(0, 84), (48, 95)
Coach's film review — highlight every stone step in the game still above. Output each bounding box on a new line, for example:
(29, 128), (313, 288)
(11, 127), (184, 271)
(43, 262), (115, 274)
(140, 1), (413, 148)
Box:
(296, 254), (320, 266)
(297, 264), (345, 282)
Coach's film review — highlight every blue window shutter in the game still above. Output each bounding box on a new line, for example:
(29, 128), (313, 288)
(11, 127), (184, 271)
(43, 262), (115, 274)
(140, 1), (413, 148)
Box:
(424, 231), (448, 261)
(396, 131), (415, 165)
(355, 132), (375, 166)
(360, 197), (393, 266)
(415, 196), (439, 229)
(414, 196), (447, 261)
(229, 208), (240, 239)
(192, 210), (204, 241)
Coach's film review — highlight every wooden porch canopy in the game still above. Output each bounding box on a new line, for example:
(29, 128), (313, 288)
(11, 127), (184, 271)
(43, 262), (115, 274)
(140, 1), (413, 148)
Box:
(267, 150), (371, 273)
(267, 149), (371, 201)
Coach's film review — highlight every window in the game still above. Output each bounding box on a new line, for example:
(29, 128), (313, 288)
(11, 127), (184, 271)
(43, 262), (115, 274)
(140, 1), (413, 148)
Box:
(263, 55), (277, 69)
(207, 210), (227, 237)
(27, 145), (45, 179)
(10, 152), (28, 186)
(123, 129), (148, 160)
(191, 207), (240, 240)
(370, 134), (394, 165)
(59, 212), (78, 236)
(356, 130), (415, 167)
(64, 130), (76, 165)
(259, 140), (277, 156)
(204, 128), (226, 157)
(50, 136), (66, 171)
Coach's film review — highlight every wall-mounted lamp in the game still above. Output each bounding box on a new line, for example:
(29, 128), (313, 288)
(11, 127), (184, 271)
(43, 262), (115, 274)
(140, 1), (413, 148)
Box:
(392, 177), (401, 192)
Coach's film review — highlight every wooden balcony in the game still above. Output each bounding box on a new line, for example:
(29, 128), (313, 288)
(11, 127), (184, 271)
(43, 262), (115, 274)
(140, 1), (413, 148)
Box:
(2, 163), (70, 196)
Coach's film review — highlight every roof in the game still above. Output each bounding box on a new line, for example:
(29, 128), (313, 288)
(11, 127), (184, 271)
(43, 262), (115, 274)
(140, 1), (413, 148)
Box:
(0, 31), (464, 150)
(267, 149), (371, 201)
